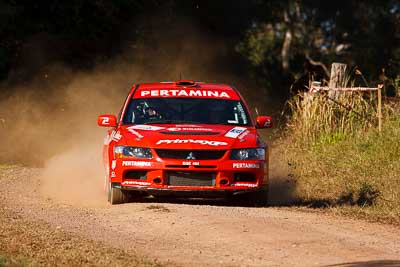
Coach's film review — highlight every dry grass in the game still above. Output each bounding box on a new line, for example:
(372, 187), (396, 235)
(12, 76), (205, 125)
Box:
(0, 207), (165, 267)
(0, 254), (38, 267)
(287, 91), (385, 143)
(283, 90), (400, 224)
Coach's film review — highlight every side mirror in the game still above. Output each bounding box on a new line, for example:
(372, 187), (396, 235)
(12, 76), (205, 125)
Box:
(98, 114), (117, 127)
(256, 116), (273, 129)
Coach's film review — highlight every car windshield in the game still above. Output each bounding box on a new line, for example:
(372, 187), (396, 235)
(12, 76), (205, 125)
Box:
(122, 98), (251, 126)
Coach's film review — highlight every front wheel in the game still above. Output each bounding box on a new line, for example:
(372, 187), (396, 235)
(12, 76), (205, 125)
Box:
(107, 181), (127, 205)
(250, 185), (269, 207)
(231, 185), (269, 207)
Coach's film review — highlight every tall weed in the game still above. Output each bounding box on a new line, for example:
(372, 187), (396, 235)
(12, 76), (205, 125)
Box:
(284, 89), (400, 224)
(288, 91), (380, 144)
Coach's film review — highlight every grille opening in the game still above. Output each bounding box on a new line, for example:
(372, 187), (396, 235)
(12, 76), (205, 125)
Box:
(165, 165), (216, 169)
(167, 171), (216, 186)
(193, 165), (216, 169)
(156, 149), (226, 160)
(166, 165), (190, 168)
(234, 172), (256, 182)
(124, 171), (147, 180)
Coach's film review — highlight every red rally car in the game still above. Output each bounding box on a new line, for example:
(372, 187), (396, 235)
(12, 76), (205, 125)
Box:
(98, 80), (272, 205)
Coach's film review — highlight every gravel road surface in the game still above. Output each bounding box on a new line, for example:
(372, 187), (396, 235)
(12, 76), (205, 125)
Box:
(1, 166), (399, 267)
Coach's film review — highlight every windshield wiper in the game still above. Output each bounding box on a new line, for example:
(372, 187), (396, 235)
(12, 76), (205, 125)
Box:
(143, 120), (202, 124)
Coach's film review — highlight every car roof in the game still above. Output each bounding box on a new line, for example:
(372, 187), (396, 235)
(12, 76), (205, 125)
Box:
(131, 80), (241, 100)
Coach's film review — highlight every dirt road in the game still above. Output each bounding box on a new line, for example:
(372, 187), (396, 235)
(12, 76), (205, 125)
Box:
(1, 166), (399, 267)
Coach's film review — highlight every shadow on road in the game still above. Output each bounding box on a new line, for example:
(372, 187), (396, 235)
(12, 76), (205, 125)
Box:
(324, 260), (400, 267)
(121, 175), (300, 208)
(268, 174), (297, 206)
(122, 174), (370, 209)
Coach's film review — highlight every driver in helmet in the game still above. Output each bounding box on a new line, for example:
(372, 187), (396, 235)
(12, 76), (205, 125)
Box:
(144, 106), (162, 120)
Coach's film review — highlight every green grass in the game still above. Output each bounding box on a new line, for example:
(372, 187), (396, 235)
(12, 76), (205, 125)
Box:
(283, 93), (400, 224)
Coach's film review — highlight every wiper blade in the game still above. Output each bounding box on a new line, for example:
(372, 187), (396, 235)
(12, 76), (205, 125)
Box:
(143, 120), (201, 124)
(143, 120), (171, 124)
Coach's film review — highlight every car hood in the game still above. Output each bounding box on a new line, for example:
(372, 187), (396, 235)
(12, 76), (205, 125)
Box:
(116, 124), (263, 149)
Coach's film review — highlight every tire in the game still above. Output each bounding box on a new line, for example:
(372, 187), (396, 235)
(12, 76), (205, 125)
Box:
(107, 181), (126, 205)
(250, 185), (269, 207)
(231, 185), (269, 207)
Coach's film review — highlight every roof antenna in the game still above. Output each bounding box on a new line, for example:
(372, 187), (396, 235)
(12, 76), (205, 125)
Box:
(179, 72), (182, 80)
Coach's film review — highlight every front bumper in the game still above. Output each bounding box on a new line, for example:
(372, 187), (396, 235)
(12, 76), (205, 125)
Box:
(109, 157), (268, 192)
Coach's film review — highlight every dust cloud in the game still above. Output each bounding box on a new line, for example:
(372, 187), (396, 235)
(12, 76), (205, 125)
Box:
(267, 146), (297, 206)
(0, 18), (276, 207)
(0, 65), (133, 207)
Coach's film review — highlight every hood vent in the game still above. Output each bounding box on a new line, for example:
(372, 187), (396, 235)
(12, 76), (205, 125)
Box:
(175, 80), (197, 87)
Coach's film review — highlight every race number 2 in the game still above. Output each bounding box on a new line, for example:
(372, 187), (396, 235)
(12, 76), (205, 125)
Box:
(102, 117), (110, 125)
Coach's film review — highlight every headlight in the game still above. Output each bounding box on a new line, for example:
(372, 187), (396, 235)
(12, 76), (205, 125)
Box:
(230, 148), (265, 160)
(114, 146), (153, 159)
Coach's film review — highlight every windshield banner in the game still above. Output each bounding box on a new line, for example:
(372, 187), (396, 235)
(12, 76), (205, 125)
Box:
(134, 89), (239, 99)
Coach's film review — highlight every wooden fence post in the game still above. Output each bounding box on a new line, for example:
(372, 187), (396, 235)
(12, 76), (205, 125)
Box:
(329, 62), (347, 99)
(378, 85), (382, 133)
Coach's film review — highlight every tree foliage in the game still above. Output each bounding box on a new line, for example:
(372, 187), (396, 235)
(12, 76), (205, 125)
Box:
(0, 0), (399, 96)
(236, 0), (399, 95)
